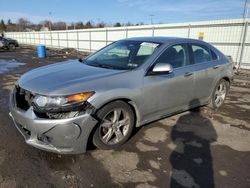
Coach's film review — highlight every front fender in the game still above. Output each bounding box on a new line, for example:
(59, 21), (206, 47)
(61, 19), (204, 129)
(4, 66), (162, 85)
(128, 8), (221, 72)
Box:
(88, 88), (143, 127)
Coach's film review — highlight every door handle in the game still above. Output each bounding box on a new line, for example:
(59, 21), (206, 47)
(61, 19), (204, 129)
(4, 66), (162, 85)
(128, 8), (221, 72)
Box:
(184, 72), (193, 77)
(213, 65), (221, 69)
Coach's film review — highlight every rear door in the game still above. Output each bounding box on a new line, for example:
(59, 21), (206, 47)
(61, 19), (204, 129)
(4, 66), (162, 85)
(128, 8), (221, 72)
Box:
(188, 43), (220, 104)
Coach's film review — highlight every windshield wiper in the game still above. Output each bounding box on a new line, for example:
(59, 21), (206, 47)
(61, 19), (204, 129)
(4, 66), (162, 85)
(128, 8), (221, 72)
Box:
(94, 64), (117, 69)
(84, 60), (127, 70)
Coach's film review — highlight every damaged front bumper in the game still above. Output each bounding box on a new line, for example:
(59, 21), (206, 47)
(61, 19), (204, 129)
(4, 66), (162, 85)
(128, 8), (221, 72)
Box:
(9, 90), (98, 154)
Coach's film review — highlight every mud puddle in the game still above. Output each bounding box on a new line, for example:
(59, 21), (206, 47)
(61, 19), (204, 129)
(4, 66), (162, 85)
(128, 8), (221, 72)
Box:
(0, 59), (25, 73)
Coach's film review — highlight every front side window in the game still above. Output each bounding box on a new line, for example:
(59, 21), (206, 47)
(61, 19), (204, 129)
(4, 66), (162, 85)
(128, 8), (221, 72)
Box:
(155, 44), (188, 69)
(191, 45), (212, 64)
(85, 40), (161, 70)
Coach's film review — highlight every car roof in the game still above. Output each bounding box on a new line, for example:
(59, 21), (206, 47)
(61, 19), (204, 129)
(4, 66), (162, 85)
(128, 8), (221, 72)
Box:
(124, 37), (203, 44)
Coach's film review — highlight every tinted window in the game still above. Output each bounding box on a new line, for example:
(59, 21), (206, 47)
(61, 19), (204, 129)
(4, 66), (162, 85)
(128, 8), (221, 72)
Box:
(155, 44), (188, 69)
(191, 45), (212, 64)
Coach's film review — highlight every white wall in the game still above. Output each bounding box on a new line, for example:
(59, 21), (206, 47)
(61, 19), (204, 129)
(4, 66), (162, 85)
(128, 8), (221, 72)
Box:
(5, 18), (250, 69)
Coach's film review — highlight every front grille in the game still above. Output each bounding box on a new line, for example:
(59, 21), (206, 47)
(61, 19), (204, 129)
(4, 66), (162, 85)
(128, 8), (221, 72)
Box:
(15, 86), (34, 111)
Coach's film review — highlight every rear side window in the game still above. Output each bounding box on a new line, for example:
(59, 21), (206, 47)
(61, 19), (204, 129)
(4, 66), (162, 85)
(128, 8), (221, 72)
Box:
(211, 50), (218, 60)
(191, 45), (212, 64)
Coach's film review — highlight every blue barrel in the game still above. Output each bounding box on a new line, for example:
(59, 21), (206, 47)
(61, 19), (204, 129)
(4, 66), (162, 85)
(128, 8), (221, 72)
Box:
(37, 45), (46, 58)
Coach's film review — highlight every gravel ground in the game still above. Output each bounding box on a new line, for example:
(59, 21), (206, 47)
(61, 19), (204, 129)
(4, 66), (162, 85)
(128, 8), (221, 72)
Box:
(0, 46), (249, 188)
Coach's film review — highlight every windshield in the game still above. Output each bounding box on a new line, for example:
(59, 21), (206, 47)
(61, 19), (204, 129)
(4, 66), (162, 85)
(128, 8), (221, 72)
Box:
(85, 40), (161, 70)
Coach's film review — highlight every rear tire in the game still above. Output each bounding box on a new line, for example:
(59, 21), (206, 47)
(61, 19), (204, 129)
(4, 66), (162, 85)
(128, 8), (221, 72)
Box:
(93, 101), (135, 150)
(209, 79), (229, 110)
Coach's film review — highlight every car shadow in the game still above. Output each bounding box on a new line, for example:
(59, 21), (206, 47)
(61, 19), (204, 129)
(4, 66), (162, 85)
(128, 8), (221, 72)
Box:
(170, 99), (217, 188)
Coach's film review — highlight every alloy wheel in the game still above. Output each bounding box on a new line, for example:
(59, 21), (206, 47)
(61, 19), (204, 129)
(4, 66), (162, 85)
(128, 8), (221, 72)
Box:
(99, 108), (130, 145)
(214, 81), (227, 108)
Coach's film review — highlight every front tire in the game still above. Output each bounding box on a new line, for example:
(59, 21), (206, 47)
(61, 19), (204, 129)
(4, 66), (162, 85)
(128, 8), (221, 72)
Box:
(8, 43), (16, 51)
(93, 101), (135, 150)
(209, 79), (229, 109)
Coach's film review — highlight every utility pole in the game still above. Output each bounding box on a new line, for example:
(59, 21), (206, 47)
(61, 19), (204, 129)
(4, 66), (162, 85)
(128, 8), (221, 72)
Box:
(149, 14), (154, 25)
(49, 12), (52, 31)
(243, 0), (249, 19)
(49, 12), (52, 47)
(238, 0), (249, 70)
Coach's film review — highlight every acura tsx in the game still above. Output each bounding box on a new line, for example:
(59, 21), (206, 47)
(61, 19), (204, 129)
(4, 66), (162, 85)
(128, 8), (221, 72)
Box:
(9, 37), (233, 154)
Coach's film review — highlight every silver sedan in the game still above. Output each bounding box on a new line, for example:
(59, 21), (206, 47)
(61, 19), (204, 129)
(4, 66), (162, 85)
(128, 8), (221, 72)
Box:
(9, 37), (233, 154)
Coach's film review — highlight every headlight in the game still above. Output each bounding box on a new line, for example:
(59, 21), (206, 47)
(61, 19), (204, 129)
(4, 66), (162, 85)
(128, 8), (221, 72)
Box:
(34, 96), (67, 107)
(33, 92), (95, 112)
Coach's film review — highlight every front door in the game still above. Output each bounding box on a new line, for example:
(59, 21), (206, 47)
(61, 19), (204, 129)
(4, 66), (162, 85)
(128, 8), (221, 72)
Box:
(142, 43), (195, 122)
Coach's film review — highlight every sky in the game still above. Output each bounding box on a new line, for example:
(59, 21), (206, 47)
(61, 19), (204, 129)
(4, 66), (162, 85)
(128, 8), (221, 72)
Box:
(0, 0), (247, 24)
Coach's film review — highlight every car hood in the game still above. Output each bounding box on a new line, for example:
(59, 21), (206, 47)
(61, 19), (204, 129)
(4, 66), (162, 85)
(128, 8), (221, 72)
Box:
(18, 60), (126, 95)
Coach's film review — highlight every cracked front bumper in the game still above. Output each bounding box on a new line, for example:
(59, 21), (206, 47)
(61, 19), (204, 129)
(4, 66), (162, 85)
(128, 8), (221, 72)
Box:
(9, 91), (98, 154)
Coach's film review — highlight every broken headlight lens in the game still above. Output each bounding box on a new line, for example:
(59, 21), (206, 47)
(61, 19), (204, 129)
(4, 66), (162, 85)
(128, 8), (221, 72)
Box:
(33, 92), (95, 111)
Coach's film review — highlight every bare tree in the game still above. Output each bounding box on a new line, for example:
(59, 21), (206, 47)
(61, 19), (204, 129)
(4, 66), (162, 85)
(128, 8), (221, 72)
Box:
(135, 22), (144, 26)
(85, 21), (93, 28)
(96, 21), (105, 28)
(39, 20), (52, 29)
(2, 17), (147, 32)
(75, 22), (84, 29)
(4, 19), (17, 32)
(53, 21), (67, 30)
(16, 18), (31, 31)
(114, 22), (122, 27)
(125, 22), (134, 26)
(0, 19), (6, 32)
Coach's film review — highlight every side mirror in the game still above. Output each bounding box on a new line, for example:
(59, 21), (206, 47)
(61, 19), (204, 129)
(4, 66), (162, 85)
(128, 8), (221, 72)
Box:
(151, 63), (173, 74)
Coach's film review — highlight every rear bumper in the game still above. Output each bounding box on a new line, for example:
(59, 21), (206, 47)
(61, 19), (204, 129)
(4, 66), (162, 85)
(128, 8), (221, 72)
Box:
(9, 91), (98, 154)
